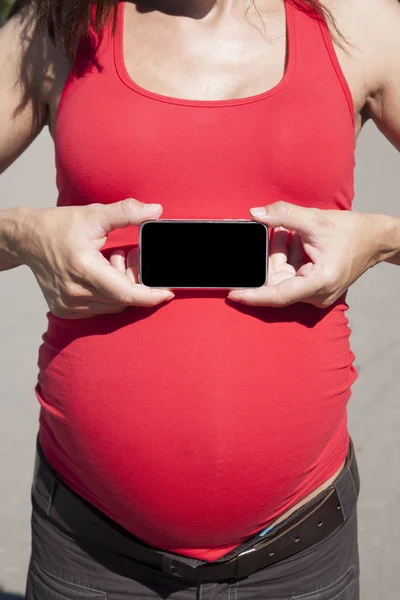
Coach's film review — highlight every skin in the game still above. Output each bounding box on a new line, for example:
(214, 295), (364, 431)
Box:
(1, 0), (400, 533)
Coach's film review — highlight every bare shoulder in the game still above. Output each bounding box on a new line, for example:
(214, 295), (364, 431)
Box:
(324, 0), (400, 99)
(323, 0), (400, 145)
(1, 3), (68, 129)
(0, 4), (69, 172)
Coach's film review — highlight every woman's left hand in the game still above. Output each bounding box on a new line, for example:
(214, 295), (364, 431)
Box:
(227, 201), (380, 308)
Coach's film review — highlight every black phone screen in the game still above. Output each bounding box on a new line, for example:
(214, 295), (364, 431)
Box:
(139, 220), (268, 289)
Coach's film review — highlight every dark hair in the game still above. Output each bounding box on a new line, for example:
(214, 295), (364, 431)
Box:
(7, 0), (344, 64)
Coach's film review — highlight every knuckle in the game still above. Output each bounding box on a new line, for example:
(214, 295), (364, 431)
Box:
(86, 203), (103, 214)
(70, 205), (90, 227)
(116, 293), (136, 306)
(310, 288), (335, 308)
(64, 282), (84, 299)
(119, 198), (137, 217)
(318, 296), (334, 308)
(76, 204), (102, 225)
(68, 255), (83, 274)
(54, 294), (71, 311)
(278, 297), (291, 308)
(70, 254), (92, 278)
(275, 290), (291, 308)
(322, 271), (339, 292)
(50, 303), (70, 318)
(274, 201), (290, 215)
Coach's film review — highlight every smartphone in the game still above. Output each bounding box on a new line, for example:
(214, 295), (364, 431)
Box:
(138, 219), (268, 289)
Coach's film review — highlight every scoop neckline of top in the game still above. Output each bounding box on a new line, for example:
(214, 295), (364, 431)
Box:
(113, 0), (296, 107)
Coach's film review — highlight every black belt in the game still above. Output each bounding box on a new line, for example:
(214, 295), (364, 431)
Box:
(32, 437), (360, 583)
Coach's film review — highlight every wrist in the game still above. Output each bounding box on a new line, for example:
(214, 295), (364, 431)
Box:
(366, 213), (400, 267)
(0, 207), (38, 268)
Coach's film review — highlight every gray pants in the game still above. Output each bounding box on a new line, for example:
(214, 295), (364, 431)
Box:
(25, 440), (360, 600)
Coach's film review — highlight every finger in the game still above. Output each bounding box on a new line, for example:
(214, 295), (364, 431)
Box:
(109, 249), (126, 273)
(287, 232), (304, 270)
(87, 252), (174, 306)
(69, 286), (129, 305)
(125, 267), (136, 284)
(126, 247), (139, 267)
(59, 279), (132, 305)
(82, 303), (129, 314)
(269, 227), (290, 271)
(100, 199), (163, 234)
(52, 303), (128, 320)
(126, 248), (139, 284)
(227, 273), (320, 307)
(250, 201), (318, 238)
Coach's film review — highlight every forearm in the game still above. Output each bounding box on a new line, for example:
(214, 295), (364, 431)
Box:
(0, 207), (30, 271)
(369, 213), (400, 267)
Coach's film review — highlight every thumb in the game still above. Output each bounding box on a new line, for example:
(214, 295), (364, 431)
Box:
(250, 201), (316, 237)
(99, 198), (163, 234)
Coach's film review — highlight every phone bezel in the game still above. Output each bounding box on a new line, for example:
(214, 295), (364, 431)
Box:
(138, 219), (269, 290)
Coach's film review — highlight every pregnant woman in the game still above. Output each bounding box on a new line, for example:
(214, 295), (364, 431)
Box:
(1, 0), (400, 598)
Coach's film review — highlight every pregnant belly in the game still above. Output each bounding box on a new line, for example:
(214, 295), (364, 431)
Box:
(36, 296), (356, 559)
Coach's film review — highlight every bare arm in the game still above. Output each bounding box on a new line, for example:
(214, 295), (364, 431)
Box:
(0, 8), (174, 314)
(355, 0), (400, 265)
(363, 0), (400, 153)
(0, 6), (51, 270)
(0, 6), (50, 174)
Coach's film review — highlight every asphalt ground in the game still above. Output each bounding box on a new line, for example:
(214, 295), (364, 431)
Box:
(0, 122), (399, 599)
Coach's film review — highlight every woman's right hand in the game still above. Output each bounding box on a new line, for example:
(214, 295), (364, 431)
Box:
(13, 198), (175, 319)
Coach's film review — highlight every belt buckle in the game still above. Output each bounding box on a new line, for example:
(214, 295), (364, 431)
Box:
(162, 554), (241, 582)
(162, 556), (186, 579)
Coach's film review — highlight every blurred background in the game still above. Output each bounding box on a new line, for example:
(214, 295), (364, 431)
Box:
(0, 0), (11, 18)
(1, 1), (400, 600)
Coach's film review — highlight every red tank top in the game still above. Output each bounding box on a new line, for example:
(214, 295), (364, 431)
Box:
(36, 0), (358, 561)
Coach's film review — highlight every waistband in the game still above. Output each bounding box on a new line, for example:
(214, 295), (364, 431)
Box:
(31, 435), (360, 582)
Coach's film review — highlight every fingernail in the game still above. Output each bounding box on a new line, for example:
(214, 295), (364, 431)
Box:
(250, 207), (267, 216)
(165, 294), (175, 301)
(144, 203), (162, 211)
